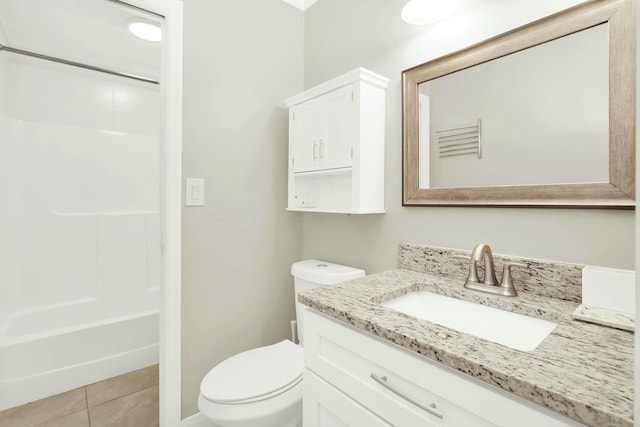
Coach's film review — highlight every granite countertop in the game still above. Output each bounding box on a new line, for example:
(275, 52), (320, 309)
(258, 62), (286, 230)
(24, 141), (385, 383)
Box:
(298, 267), (634, 427)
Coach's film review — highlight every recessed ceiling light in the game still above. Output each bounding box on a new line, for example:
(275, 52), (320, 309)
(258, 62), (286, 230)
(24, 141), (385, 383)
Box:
(128, 19), (162, 42)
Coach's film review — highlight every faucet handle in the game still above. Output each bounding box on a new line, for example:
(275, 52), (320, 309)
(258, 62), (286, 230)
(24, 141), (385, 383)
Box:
(503, 261), (529, 270)
(500, 262), (529, 292)
(452, 255), (470, 260)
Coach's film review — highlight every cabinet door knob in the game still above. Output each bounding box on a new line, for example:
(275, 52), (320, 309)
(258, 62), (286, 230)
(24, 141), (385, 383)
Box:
(313, 141), (319, 160)
(370, 373), (444, 419)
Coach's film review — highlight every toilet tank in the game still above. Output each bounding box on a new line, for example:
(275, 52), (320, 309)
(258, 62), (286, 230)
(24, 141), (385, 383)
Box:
(291, 259), (365, 345)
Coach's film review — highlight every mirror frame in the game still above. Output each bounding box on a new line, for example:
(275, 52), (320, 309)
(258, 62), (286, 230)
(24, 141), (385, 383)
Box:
(402, 0), (635, 208)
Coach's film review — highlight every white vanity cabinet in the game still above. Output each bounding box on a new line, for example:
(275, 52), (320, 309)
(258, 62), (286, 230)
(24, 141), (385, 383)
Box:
(303, 309), (586, 427)
(285, 68), (388, 214)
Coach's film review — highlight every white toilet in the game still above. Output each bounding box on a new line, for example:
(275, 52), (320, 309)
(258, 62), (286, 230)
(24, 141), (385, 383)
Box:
(197, 260), (365, 427)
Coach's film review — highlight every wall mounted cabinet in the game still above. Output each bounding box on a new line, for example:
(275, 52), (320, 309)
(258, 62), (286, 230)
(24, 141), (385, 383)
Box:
(285, 68), (388, 214)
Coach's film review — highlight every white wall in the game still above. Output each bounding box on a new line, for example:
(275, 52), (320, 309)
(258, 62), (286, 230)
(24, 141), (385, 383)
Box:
(0, 24), (8, 324)
(302, 0), (634, 274)
(181, 0), (304, 417)
(0, 19), (7, 153)
(0, 21), (6, 114)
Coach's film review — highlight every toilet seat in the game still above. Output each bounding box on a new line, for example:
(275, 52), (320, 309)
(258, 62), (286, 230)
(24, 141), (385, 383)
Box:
(200, 340), (303, 405)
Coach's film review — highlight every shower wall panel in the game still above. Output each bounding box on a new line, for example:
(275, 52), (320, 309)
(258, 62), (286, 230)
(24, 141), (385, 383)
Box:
(0, 53), (160, 336)
(0, 23), (8, 324)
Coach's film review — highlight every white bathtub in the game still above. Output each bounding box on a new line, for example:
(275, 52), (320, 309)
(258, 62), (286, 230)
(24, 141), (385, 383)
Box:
(0, 309), (159, 411)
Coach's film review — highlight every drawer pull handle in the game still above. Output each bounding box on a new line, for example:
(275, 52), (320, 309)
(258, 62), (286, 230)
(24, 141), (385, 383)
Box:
(370, 373), (444, 419)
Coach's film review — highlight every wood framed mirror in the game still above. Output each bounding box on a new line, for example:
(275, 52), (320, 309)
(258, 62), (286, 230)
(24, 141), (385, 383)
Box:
(402, 0), (635, 208)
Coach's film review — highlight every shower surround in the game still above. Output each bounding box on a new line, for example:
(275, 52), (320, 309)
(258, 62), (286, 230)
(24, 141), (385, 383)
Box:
(0, 0), (162, 410)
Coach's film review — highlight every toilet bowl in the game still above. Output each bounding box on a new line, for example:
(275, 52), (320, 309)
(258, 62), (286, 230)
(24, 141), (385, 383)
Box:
(198, 340), (303, 427)
(198, 260), (365, 427)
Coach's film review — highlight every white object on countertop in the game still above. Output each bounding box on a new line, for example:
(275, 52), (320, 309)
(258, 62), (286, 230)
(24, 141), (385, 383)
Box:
(581, 266), (635, 314)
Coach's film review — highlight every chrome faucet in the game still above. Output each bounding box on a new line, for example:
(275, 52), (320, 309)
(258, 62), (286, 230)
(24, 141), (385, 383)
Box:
(460, 243), (528, 297)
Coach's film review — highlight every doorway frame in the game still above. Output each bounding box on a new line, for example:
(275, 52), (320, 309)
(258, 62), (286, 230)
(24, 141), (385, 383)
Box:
(120, 1), (183, 426)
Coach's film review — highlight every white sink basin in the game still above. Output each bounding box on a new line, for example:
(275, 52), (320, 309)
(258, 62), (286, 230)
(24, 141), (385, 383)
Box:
(381, 291), (557, 352)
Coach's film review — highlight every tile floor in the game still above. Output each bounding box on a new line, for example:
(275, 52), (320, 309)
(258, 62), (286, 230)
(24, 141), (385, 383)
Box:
(0, 365), (159, 427)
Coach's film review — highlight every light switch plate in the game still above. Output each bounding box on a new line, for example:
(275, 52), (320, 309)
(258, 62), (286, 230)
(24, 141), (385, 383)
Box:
(185, 178), (205, 206)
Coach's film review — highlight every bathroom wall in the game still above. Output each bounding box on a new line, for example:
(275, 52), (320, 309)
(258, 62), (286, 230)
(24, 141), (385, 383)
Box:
(0, 21), (6, 109)
(181, 0), (304, 417)
(0, 23), (7, 322)
(301, 0), (634, 273)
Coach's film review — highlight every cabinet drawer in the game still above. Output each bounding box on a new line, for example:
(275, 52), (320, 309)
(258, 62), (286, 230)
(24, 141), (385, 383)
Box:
(304, 309), (584, 427)
(304, 368), (392, 427)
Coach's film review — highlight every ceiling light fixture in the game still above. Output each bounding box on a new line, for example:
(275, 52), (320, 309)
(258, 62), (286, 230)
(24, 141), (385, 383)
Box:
(128, 19), (162, 42)
(401, 0), (455, 25)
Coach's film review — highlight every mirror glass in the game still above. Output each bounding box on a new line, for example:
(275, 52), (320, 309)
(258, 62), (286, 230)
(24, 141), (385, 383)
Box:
(419, 24), (609, 189)
(402, 0), (635, 208)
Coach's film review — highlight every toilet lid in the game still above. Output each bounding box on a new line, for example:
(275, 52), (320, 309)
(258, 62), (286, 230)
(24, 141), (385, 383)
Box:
(200, 340), (303, 404)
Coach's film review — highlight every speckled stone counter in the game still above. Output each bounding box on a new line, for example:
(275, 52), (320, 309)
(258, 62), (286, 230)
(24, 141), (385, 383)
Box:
(298, 245), (634, 427)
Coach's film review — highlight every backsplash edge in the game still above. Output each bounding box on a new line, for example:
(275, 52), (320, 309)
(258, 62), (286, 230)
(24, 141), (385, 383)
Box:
(397, 243), (583, 303)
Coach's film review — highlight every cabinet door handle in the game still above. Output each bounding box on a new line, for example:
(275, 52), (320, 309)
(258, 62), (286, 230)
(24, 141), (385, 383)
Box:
(370, 373), (444, 419)
(313, 141), (319, 160)
(319, 140), (325, 159)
